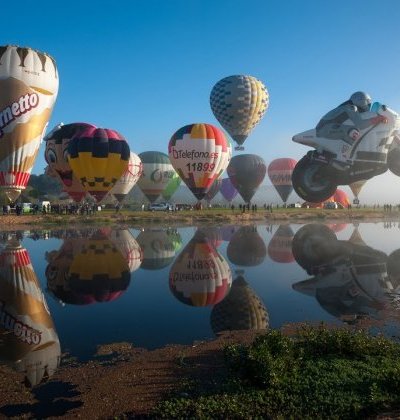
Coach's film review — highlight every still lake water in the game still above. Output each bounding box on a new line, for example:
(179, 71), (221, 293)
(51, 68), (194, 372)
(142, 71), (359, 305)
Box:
(2, 221), (400, 386)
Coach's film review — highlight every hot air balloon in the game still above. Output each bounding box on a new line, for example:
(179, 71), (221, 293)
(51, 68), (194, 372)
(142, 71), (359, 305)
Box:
(0, 45), (59, 202)
(205, 177), (222, 203)
(210, 75), (269, 150)
(333, 189), (350, 208)
(267, 225), (295, 263)
(161, 170), (181, 201)
(44, 122), (95, 202)
(211, 275), (269, 334)
(46, 231), (131, 305)
(136, 228), (182, 270)
(0, 239), (60, 387)
(137, 151), (176, 203)
(220, 177), (238, 203)
(169, 231), (232, 307)
(168, 124), (232, 201)
(109, 152), (142, 203)
(267, 158), (297, 203)
(227, 154), (266, 203)
(227, 225), (266, 267)
(349, 180), (366, 202)
(68, 127), (130, 202)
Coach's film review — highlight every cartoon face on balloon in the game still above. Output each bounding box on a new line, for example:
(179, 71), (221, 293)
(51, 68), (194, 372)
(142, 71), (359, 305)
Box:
(44, 123), (96, 188)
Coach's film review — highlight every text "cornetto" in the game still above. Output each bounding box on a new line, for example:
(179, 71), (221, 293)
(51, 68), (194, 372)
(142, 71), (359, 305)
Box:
(172, 149), (219, 160)
(0, 92), (39, 137)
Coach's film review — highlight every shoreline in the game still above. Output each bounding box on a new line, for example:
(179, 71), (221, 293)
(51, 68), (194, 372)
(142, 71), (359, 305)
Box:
(0, 208), (399, 230)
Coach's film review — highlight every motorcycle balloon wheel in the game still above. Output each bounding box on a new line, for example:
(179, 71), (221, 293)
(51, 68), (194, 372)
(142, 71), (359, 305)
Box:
(292, 156), (337, 202)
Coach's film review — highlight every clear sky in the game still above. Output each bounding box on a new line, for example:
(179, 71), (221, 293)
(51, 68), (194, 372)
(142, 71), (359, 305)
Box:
(3, 0), (400, 202)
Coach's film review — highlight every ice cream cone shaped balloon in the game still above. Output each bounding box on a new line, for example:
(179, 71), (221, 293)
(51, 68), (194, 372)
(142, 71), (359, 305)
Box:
(0, 45), (59, 202)
(0, 240), (60, 387)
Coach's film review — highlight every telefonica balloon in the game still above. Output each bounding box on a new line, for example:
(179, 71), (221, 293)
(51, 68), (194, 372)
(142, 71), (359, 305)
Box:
(168, 124), (232, 200)
(210, 75), (269, 149)
(227, 154), (266, 203)
(137, 151), (176, 203)
(44, 122), (95, 202)
(267, 158), (297, 203)
(0, 45), (59, 202)
(0, 239), (60, 387)
(169, 231), (232, 307)
(109, 152), (142, 203)
(68, 127), (130, 202)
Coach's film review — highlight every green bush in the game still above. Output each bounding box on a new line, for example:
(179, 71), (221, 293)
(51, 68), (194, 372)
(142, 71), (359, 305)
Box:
(153, 326), (400, 419)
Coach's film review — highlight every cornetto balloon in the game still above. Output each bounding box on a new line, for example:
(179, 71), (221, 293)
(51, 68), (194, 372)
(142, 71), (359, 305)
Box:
(168, 124), (231, 201)
(0, 45), (59, 202)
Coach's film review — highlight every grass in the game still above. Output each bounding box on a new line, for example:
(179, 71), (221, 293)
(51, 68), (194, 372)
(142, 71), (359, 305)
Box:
(153, 325), (400, 419)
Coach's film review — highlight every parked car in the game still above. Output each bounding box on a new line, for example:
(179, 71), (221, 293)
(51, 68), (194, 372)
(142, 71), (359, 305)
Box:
(288, 203), (302, 208)
(22, 203), (33, 214)
(148, 203), (172, 211)
(324, 201), (338, 209)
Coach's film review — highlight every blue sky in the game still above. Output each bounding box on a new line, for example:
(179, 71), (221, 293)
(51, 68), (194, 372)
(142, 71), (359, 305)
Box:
(3, 0), (400, 201)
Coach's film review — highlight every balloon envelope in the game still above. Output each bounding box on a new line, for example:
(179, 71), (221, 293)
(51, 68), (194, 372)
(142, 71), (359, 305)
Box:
(267, 158), (297, 203)
(109, 152), (142, 203)
(205, 177), (222, 202)
(227, 226), (266, 266)
(137, 151), (176, 203)
(161, 170), (181, 201)
(169, 231), (232, 307)
(210, 75), (269, 147)
(227, 154), (266, 203)
(333, 189), (350, 208)
(220, 178), (238, 203)
(168, 124), (232, 200)
(0, 45), (59, 202)
(349, 180), (366, 198)
(68, 127), (130, 202)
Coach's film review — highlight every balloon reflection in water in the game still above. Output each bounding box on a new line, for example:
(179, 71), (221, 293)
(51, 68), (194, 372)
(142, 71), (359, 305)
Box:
(195, 226), (222, 248)
(292, 224), (399, 323)
(169, 231), (232, 307)
(227, 226), (266, 267)
(136, 228), (182, 270)
(46, 230), (130, 305)
(267, 225), (294, 263)
(107, 229), (143, 273)
(0, 239), (60, 387)
(211, 275), (269, 334)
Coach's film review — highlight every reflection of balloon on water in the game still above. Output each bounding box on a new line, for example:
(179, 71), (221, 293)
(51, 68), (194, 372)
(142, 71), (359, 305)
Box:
(68, 127), (130, 202)
(220, 178), (238, 203)
(227, 154), (266, 203)
(267, 158), (297, 203)
(327, 223), (348, 233)
(0, 45), (59, 202)
(0, 240), (60, 387)
(169, 232), (232, 306)
(220, 225), (240, 242)
(162, 170), (181, 201)
(195, 226), (222, 248)
(107, 229), (143, 273)
(46, 231), (131, 305)
(210, 75), (269, 149)
(137, 151), (176, 203)
(205, 177), (222, 202)
(109, 152), (142, 203)
(211, 275), (269, 334)
(168, 124), (232, 200)
(44, 122), (95, 202)
(227, 225), (266, 266)
(136, 229), (182, 270)
(268, 225), (295, 263)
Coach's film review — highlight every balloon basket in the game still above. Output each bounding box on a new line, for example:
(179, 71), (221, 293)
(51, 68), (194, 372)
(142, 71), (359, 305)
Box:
(234, 146), (245, 151)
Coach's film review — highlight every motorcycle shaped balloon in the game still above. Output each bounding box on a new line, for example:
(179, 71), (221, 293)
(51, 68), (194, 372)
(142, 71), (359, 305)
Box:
(292, 102), (400, 202)
(44, 122), (95, 202)
(68, 127), (130, 202)
(210, 75), (269, 150)
(168, 124), (232, 201)
(0, 45), (59, 202)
